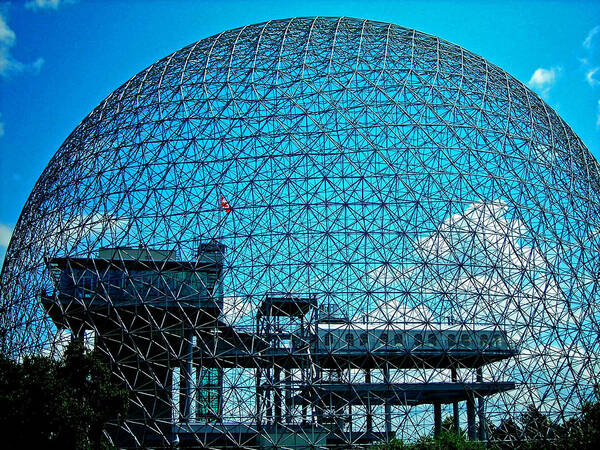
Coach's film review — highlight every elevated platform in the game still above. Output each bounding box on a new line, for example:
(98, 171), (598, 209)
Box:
(41, 292), (222, 330)
(170, 423), (387, 448)
(310, 348), (517, 369)
(46, 253), (221, 273)
(193, 339), (517, 369)
(300, 381), (516, 406)
(257, 294), (317, 318)
(41, 250), (224, 330)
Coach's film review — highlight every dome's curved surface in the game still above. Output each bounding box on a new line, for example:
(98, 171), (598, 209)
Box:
(1, 16), (599, 447)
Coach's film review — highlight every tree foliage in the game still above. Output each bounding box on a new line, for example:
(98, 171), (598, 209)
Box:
(488, 392), (600, 449)
(373, 395), (600, 450)
(371, 416), (483, 450)
(554, 392), (600, 449)
(0, 340), (128, 450)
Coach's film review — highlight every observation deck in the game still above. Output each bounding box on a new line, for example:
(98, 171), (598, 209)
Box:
(41, 244), (224, 331)
(299, 381), (516, 407)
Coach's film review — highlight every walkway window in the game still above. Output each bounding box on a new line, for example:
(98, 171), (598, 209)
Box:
(462, 333), (471, 347)
(324, 332), (333, 347)
(394, 332), (403, 347)
(380, 332), (388, 346)
(78, 273), (97, 299)
(414, 333), (423, 346)
(359, 332), (368, 346)
(492, 333), (506, 349)
(480, 333), (489, 348)
(428, 333), (437, 347)
(448, 333), (456, 348)
(345, 333), (354, 347)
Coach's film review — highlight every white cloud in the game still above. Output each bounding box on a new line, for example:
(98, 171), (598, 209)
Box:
(581, 27), (600, 129)
(25, 0), (74, 11)
(527, 67), (560, 98)
(0, 11), (17, 76)
(587, 67), (600, 87)
(368, 199), (579, 334)
(364, 199), (597, 418)
(0, 10), (44, 77)
(369, 300), (433, 324)
(0, 223), (13, 248)
(0, 223), (12, 270)
(31, 57), (44, 71)
(48, 212), (128, 249)
(583, 25), (599, 49)
(221, 295), (256, 325)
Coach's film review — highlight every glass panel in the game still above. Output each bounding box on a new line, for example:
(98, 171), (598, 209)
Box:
(359, 333), (368, 346)
(394, 332), (403, 346)
(462, 333), (471, 347)
(345, 333), (354, 347)
(196, 368), (221, 422)
(448, 333), (456, 348)
(324, 332), (333, 347)
(414, 333), (422, 346)
(428, 333), (437, 347)
(380, 332), (388, 346)
(481, 334), (489, 348)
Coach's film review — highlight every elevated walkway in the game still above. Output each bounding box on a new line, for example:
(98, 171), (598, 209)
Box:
(300, 381), (516, 406)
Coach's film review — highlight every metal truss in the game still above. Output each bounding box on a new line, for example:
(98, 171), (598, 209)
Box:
(1, 16), (599, 448)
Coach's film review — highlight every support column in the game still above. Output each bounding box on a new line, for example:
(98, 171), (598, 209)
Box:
(284, 369), (292, 424)
(348, 404), (353, 435)
(384, 365), (392, 439)
(477, 368), (486, 442)
(180, 327), (194, 421)
(365, 369), (372, 435)
(302, 390), (308, 425)
(256, 369), (262, 428)
(274, 367), (282, 424)
(434, 403), (442, 438)
(266, 368), (273, 425)
(302, 388), (308, 425)
(451, 368), (459, 433)
(466, 393), (476, 441)
(301, 315), (308, 425)
(256, 316), (263, 427)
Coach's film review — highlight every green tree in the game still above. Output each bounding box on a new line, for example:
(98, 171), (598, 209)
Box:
(555, 388), (600, 449)
(488, 416), (523, 449)
(371, 416), (484, 450)
(0, 340), (128, 450)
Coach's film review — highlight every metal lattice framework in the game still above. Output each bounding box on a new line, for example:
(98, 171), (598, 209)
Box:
(1, 16), (600, 448)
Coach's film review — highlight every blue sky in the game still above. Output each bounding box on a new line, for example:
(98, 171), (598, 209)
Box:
(0, 0), (599, 261)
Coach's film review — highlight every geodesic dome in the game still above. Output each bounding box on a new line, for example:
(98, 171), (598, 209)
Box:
(1, 16), (599, 448)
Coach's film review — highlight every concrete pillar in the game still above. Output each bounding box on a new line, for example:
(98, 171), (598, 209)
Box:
(434, 403), (442, 437)
(301, 316), (308, 426)
(477, 368), (486, 442)
(466, 394), (476, 441)
(302, 388), (308, 425)
(365, 369), (372, 434)
(384, 365), (392, 439)
(266, 368), (272, 425)
(451, 368), (459, 433)
(274, 367), (282, 423)
(284, 369), (292, 424)
(256, 369), (262, 428)
(180, 328), (194, 421)
(348, 404), (353, 434)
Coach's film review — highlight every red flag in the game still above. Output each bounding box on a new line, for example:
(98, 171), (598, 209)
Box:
(220, 195), (232, 214)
